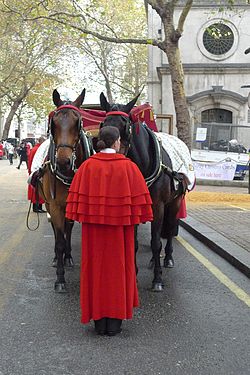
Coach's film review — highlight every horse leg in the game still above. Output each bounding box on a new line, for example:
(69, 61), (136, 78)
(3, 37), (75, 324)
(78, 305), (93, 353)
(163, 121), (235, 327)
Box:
(150, 203), (164, 292)
(54, 230), (67, 292)
(50, 222), (57, 267)
(43, 200), (57, 268)
(164, 236), (174, 268)
(163, 200), (181, 268)
(64, 219), (74, 267)
(52, 211), (67, 293)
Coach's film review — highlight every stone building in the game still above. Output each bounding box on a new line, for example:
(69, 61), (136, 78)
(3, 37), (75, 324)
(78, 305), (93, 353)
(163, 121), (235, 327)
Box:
(147, 0), (250, 153)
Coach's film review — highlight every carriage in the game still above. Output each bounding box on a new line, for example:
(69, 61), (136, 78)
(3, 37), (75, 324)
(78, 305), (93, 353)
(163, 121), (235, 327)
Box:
(35, 89), (194, 293)
(76, 102), (158, 137)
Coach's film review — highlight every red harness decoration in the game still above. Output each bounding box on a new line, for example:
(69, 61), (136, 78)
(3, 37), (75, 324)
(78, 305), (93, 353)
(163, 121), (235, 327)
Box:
(48, 105), (83, 121)
(48, 103), (158, 134)
(56, 104), (83, 112)
(106, 111), (130, 117)
(130, 104), (158, 132)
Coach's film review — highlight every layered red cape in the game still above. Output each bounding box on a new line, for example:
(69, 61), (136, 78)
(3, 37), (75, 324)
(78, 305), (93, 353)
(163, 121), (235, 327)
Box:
(66, 153), (153, 226)
(66, 153), (153, 323)
(27, 143), (44, 204)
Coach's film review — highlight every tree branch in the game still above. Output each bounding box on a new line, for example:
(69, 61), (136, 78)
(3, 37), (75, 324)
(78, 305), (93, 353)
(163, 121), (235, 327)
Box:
(177, 0), (193, 35)
(21, 14), (160, 47)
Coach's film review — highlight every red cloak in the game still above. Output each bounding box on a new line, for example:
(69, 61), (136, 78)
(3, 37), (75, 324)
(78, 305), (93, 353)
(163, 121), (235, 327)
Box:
(66, 153), (153, 323)
(27, 143), (44, 204)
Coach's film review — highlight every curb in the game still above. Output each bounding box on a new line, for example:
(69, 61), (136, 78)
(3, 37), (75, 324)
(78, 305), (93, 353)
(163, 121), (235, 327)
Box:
(196, 178), (249, 188)
(180, 216), (250, 278)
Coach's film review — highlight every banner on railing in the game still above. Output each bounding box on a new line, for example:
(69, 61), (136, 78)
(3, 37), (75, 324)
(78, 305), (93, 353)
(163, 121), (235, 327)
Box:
(192, 160), (237, 180)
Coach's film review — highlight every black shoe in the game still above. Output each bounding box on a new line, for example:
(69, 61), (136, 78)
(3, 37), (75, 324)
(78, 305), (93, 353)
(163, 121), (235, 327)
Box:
(33, 209), (46, 213)
(38, 205), (46, 213)
(106, 318), (122, 336)
(94, 318), (107, 335)
(33, 204), (39, 213)
(16, 166), (20, 169)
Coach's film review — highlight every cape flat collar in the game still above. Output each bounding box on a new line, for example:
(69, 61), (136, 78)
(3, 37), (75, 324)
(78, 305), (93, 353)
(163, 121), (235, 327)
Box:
(91, 152), (126, 161)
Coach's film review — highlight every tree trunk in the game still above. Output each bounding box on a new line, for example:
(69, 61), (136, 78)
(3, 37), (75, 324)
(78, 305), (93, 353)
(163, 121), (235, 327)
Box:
(164, 44), (191, 149)
(2, 99), (23, 139)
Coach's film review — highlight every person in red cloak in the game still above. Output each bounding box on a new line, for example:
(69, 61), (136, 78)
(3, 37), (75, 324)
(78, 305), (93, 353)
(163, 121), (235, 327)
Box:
(66, 126), (153, 336)
(27, 137), (46, 213)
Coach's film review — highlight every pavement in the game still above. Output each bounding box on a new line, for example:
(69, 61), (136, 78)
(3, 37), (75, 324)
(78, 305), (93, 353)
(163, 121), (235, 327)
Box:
(180, 180), (250, 278)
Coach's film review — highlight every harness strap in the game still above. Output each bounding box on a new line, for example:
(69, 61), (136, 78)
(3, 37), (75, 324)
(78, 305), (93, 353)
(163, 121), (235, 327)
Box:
(141, 124), (164, 187)
(142, 124), (187, 196)
(106, 111), (129, 117)
(51, 104), (83, 115)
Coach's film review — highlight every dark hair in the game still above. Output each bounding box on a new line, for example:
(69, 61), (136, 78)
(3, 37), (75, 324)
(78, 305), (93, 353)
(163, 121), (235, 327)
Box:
(97, 126), (120, 151)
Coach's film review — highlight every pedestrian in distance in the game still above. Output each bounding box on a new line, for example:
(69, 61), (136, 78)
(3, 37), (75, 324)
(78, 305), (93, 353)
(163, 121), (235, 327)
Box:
(16, 141), (28, 169)
(27, 137), (46, 213)
(8, 143), (14, 165)
(2, 140), (8, 159)
(66, 126), (153, 336)
(0, 141), (4, 159)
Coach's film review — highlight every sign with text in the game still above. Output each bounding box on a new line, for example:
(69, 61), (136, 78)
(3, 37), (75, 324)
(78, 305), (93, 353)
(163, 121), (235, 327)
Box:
(195, 127), (207, 142)
(193, 160), (237, 180)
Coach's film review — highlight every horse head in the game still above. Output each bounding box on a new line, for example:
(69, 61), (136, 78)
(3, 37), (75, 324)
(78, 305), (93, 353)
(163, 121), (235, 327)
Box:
(100, 92), (140, 154)
(50, 89), (86, 174)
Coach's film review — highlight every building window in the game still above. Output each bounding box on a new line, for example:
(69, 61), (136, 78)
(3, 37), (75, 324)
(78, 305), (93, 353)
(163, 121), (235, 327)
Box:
(203, 23), (234, 55)
(197, 19), (238, 61)
(201, 108), (232, 123)
(195, 108), (234, 150)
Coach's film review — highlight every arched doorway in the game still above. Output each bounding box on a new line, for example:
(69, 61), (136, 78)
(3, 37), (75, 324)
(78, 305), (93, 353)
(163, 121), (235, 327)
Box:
(201, 108), (233, 148)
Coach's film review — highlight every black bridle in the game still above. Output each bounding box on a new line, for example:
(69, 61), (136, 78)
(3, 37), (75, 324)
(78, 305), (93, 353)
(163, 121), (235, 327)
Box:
(48, 105), (91, 185)
(101, 110), (132, 155)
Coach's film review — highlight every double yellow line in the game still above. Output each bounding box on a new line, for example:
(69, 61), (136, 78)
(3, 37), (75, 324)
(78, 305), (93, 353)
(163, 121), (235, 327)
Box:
(177, 236), (250, 307)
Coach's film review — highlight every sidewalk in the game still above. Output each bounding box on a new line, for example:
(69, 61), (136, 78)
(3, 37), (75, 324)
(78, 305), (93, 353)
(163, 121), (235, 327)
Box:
(180, 182), (250, 278)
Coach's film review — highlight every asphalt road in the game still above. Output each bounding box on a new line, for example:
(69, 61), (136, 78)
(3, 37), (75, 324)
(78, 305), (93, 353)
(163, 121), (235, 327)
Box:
(0, 159), (249, 375)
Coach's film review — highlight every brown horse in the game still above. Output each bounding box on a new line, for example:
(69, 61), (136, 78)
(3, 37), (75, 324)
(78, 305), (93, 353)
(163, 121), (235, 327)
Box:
(38, 89), (93, 292)
(100, 92), (187, 291)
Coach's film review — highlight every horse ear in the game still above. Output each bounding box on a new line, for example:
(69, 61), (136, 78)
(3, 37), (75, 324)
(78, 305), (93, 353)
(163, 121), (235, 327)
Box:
(72, 89), (86, 108)
(100, 92), (111, 112)
(53, 89), (63, 107)
(123, 93), (140, 114)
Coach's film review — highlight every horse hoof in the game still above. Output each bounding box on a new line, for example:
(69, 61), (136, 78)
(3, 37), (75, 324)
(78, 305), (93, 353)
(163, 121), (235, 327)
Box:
(64, 257), (74, 267)
(152, 282), (164, 292)
(164, 258), (174, 268)
(148, 259), (155, 270)
(54, 282), (67, 293)
(52, 257), (57, 268)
